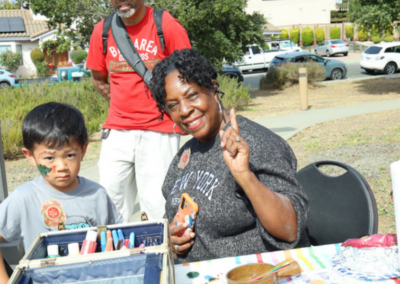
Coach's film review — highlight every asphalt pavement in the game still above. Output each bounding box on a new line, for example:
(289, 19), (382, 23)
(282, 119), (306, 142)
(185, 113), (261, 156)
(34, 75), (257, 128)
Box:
(242, 52), (400, 90)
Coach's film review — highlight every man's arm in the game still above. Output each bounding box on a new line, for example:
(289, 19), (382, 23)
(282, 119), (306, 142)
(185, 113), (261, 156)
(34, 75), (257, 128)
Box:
(91, 70), (111, 102)
(0, 235), (9, 284)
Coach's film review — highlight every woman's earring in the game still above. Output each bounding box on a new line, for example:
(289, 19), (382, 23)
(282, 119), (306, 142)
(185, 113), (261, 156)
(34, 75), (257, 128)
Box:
(173, 123), (187, 136)
(218, 101), (222, 114)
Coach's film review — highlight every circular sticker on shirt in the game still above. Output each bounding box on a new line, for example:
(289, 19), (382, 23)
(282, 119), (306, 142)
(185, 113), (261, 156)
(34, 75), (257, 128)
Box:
(41, 198), (67, 227)
(178, 148), (191, 169)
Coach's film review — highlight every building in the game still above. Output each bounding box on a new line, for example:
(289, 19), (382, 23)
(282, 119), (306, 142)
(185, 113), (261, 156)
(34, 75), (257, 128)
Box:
(0, 9), (59, 77)
(246, 0), (340, 27)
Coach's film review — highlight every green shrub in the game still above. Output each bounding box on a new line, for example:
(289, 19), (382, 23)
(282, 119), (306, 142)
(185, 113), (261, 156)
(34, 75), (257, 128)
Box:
(372, 35), (382, 43)
(290, 29), (300, 44)
(0, 79), (109, 157)
(331, 12), (337, 18)
(0, 51), (23, 73)
(70, 50), (88, 64)
(358, 28), (368, 42)
(281, 29), (288, 40)
(315, 28), (325, 43)
(338, 13), (344, 18)
(260, 62), (325, 90)
(259, 68), (288, 90)
(370, 25), (380, 38)
(385, 24), (393, 36)
(330, 27), (341, 39)
(272, 35), (276, 40)
(345, 25), (354, 40)
(218, 75), (251, 111)
(384, 36), (394, 42)
(30, 48), (45, 64)
(35, 61), (50, 78)
(264, 43), (270, 51)
(301, 28), (314, 46)
(283, 62), (326, 85)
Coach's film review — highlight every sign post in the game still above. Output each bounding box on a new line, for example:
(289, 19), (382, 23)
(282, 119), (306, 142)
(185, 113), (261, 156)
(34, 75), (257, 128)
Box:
(299, 67), (308, 111)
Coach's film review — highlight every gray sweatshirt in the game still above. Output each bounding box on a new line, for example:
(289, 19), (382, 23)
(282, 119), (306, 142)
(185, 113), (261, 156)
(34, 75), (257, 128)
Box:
(163, 115), (310, 264)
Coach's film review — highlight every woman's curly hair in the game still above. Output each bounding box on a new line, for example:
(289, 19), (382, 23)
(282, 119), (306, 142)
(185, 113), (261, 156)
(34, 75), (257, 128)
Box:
(150, 48), (217, 119)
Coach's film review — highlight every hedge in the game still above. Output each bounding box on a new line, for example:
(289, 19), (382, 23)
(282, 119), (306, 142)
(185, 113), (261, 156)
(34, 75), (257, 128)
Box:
(330, 27), (340, 39)
(384, 36), (394, 42)
(281, 29), (288, 40)
(372, 36), (382, 44)
(30, 48), (45, 64)
(345, 25), (354, 40)
(358, 29), (368, 42)
(301, 28), (314, 46)
(315, 28), (325, 43)
(290, 29), (300, 44)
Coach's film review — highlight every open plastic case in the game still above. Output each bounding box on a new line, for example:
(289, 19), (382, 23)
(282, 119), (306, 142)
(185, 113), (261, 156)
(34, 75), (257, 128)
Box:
(8, 220), (174, 284)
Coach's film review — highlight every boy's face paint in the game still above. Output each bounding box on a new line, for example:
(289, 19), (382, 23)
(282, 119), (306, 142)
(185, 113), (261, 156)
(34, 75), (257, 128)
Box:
(22, 140), (88, 192)
(38, 165), (57, 176)
(38, 150), (57, 159)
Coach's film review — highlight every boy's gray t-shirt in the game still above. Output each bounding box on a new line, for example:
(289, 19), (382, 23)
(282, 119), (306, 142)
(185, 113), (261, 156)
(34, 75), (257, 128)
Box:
(0, 176), (123, 250)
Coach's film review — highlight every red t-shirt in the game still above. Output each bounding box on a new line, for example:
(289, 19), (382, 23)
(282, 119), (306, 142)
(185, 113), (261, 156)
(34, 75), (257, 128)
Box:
(86, 7), (191, 132)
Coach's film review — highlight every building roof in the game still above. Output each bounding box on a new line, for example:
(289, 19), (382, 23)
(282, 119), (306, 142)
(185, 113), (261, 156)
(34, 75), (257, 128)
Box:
(0, 9), (51, 39)
(262, 23), (282, 35)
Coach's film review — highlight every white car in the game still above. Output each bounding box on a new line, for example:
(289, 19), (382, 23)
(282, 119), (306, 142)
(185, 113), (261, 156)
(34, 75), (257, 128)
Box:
(266, 40), (303, 52)
(360, 42), (400, 75)
(315, 40), (349, 57)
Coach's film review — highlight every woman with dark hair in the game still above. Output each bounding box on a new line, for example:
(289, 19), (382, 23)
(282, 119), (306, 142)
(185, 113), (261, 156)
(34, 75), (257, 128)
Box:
(151, 48), (310, 264)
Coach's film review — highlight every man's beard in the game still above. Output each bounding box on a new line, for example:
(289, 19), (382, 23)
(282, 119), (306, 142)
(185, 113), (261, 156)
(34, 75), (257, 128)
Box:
(117, 7), (135, 18)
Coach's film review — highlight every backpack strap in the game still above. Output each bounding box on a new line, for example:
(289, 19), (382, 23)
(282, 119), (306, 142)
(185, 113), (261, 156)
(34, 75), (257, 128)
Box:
(111, 13), (153, 87)
(102, 13), (114, 54)
(153, 8), (164, 53)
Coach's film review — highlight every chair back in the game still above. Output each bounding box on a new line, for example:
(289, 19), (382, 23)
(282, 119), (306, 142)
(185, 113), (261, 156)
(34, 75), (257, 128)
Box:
(296, 160), (378, 246)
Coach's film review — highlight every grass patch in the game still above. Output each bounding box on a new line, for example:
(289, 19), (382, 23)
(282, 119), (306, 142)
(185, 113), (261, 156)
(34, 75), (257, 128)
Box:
(0, 79), (109, 158)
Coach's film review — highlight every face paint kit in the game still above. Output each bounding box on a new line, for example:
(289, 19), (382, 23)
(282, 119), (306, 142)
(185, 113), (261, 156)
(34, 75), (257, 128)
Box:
(8, 220), (175, 284)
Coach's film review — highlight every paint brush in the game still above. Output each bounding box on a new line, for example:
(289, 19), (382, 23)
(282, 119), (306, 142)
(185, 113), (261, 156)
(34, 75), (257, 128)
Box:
(248, 264), (293, 282)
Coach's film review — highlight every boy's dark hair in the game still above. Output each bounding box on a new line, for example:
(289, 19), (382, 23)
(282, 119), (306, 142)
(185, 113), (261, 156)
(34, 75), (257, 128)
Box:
(22, 102), (88, 151)
(150, 48), (217, 119)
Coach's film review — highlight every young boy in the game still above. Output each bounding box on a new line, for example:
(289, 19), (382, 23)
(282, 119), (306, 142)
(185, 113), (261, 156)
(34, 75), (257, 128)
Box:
(0, 102), (123, 283)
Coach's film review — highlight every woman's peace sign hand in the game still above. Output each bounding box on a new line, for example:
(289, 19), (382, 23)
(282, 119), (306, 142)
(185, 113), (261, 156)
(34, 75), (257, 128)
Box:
(219, 109), (250, 178)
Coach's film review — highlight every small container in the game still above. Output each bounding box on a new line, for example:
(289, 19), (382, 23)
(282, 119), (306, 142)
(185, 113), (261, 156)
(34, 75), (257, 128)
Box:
(226, 263), (277, 284)
(68, 243), (80, 256)
(80, 230), (98, 255)
(47, 245), (60, 258)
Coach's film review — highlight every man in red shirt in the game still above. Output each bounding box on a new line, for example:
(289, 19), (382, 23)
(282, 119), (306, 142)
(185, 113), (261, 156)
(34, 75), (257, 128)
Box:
(86, 0), (191, 222)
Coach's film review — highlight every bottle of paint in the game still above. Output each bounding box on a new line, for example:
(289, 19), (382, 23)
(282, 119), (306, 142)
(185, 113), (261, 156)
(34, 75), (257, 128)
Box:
(47, 244), (60, 258)
(100, 231), (107, 252)
(129, 232), (135, 248)
(105, 230), (114, 252)
(80, 230), (98, 255)
(68, 243), (80, 256)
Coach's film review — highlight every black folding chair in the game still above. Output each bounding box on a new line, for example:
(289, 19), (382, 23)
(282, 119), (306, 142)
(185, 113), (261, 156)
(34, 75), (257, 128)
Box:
(296, 161), (378, 246)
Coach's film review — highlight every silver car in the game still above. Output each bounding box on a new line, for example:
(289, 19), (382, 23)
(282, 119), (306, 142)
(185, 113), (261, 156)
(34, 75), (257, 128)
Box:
(315, 40), (349, 57)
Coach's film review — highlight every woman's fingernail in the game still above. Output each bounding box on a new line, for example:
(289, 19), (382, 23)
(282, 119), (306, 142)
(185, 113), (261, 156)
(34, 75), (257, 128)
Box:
(221, 142), (224, 147)
(190, 233), (195, 238)
(191, 241), (194, 244)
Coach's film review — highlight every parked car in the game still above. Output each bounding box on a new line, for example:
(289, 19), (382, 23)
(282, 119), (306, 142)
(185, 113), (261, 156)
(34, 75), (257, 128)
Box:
(266, 40), (303, 52)
(234, 44), (294, 72)
(0, 69), (16, 89)
(269, 52), (347, 80)
(314, 39), (349, 57)
(15, 67), (89, 88)
(221, 65), (244, 83)
(360, 42), (400, 75)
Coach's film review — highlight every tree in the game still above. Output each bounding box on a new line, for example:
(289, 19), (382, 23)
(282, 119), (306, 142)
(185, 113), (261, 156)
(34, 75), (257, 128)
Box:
(348, 0), (400, 32)
(177, 0), (266, 67)
(29, 0), (266, 68)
